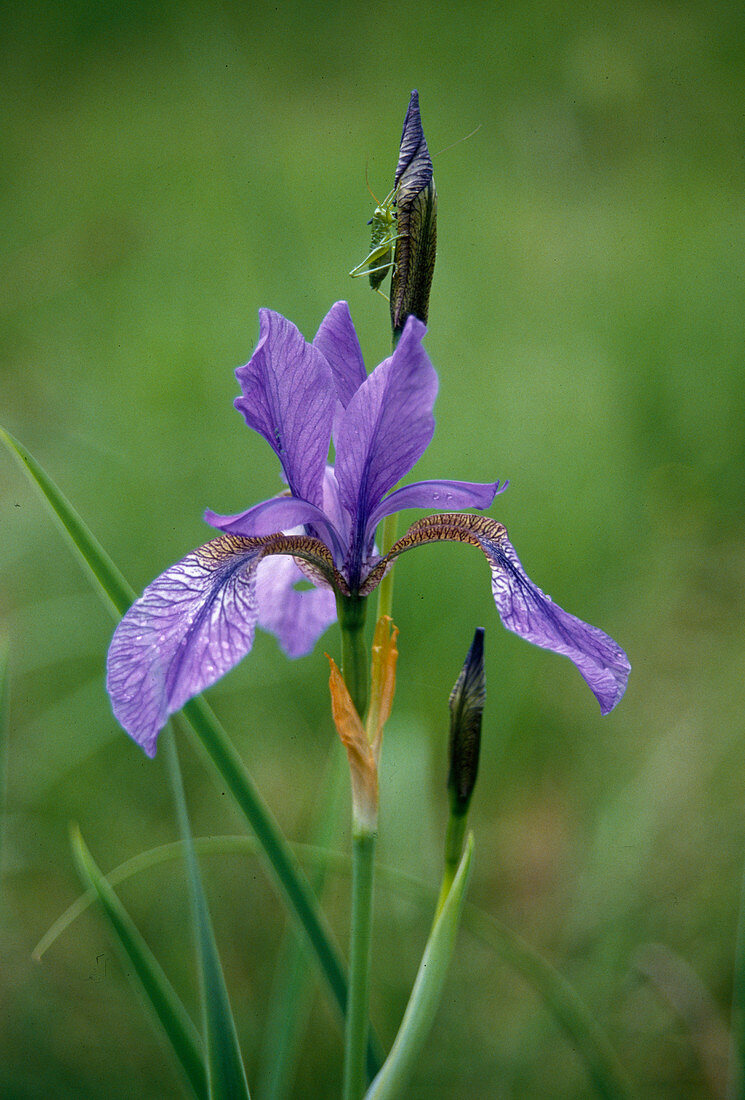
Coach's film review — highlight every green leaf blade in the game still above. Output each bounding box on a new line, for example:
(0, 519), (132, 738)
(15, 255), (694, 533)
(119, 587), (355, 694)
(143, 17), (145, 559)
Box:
(70, 825), (208, 1100)
(0, 427), (135, 617)
(164, 733), (251, 1100)
(365, 833), (475, 1100)
(1, 427), (379, 1069)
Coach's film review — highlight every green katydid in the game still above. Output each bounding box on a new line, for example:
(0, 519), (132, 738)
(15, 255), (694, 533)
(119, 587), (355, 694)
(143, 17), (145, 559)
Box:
(348, 182), (402, 297)
(349, 125), (481, 299)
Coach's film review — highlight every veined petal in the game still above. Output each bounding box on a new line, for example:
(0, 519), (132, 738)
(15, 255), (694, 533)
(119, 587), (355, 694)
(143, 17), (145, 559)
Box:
(313, 301), (367, 409)
(365, 478), (506, 539)
(107, 536), (265, 756)
(205, 495), (346, 564)
(256, 555), (337, 658)
(489, 537), (629, 714)
(374, 513), (630, 715)
(108, 531), (346, 755)
(234, 310), (334, 508)
(335, 314), (437, 537)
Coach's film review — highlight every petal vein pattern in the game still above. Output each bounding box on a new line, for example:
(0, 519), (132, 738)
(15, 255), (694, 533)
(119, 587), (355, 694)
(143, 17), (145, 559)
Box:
(378, 513), (630, 714)
(234, 311), (334, 508)
(334, 316), (437, 542)
(107, 537), (262, 756)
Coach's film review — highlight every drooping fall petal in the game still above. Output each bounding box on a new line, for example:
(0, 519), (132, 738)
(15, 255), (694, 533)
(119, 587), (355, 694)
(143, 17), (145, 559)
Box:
(107, 537), (264, 756)
(108, 532), (343, 753)
(378, 513), (630, 715)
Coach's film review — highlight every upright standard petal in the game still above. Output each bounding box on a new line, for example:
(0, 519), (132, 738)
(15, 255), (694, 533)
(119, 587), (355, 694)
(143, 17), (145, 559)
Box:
(255, 555), (337, 658)
(378, 513), (630, 715)
(234, 310), (334, 508)
(313, 301), (367, 409)
(205, 494), (347, 564)
(334, 315), (438, 542)
(107, 536), (264, 756)
(365, 478), (506, 537)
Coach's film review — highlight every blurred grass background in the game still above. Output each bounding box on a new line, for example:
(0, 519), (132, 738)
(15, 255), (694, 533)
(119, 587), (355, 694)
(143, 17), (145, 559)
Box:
(1, 0), (744, 1095)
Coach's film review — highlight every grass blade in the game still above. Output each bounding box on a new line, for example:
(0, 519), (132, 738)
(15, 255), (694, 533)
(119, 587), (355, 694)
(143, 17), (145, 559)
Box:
(0, 427), (134, 617)
(257, 749), (347, 1100)
(0, 639), (9, 892)
(365, 833), (474, 1100)
(70, 824), (208, 1099)
(461, 905), (631, 1099)
(164, 730), (250, 1099)
(37, 831), (631, 1096)
(1, 426), (379, 1070)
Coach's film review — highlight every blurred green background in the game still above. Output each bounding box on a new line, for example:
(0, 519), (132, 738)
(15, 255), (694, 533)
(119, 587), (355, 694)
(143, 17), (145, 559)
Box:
(2, 0), (744, 1095)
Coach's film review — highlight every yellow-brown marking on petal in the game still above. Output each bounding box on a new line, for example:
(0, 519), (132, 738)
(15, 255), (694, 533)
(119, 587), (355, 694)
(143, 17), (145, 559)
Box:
(195, 532), (349, 593)
(359, 513), (508, 594)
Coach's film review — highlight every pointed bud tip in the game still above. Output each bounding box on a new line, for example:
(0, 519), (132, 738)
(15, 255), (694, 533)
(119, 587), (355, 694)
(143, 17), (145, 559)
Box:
(391, 90), (437, 334)
(448, 629), (486, 814)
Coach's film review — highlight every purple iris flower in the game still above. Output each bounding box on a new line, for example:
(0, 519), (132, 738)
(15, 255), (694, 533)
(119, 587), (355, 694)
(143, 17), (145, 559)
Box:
(107, 302), (630, 757)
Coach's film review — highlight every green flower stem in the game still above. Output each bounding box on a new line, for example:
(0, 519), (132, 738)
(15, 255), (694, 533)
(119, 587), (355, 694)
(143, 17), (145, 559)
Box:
(0, 428), (384, 1072)
(375, 514), (399, 622)
(343, 826), (377, 1100)
(38, 835), (629, 1096)
(337, 593), (369, 717)
(337, 591), (379, 1097)
(728, 852), (745, 1099)
(177, 699), (351, 1032)
(435, 810), (468, 920)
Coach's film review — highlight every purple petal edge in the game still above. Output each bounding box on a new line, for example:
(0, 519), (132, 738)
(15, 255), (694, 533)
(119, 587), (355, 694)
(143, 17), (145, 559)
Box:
(366, 478), (506, 537)
(256, 556), (337, 658)
(480, 532), (630, 714)
(335, 314), (438, 533)
(106, 539), (262, 756)
(205, 496), (347, 565)
(234, 310), (334, 508)
(313, 301), (367, 409)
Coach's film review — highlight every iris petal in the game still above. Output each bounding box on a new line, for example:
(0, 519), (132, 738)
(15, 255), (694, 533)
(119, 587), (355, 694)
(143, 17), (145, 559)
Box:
(235, 310), (334, 508)
(335, 314), (438, 547)
(313, 301), (367, 409)
(479, 531), (630, 715)
(378, 513), (630, 715)
(205, 494), (346, 564)
(365, 478), (506, 539)
(256, 555), (337, 658)
(107, 536), (263, 756)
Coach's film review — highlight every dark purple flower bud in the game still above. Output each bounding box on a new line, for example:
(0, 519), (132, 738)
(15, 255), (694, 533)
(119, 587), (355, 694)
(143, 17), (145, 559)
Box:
(390, 90), (437, 340)
(448, 628), (486, 815)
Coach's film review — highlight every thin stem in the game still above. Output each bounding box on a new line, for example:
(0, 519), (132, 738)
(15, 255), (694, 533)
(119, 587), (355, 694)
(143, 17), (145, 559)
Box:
(728, 851), (745, 1099)
(177, 700), (351, 1032)
(375, 513), (399, 622)
(434, 811), (468, 920)
(336, 593), (369, 717)
(343, 827), (377, 1100)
